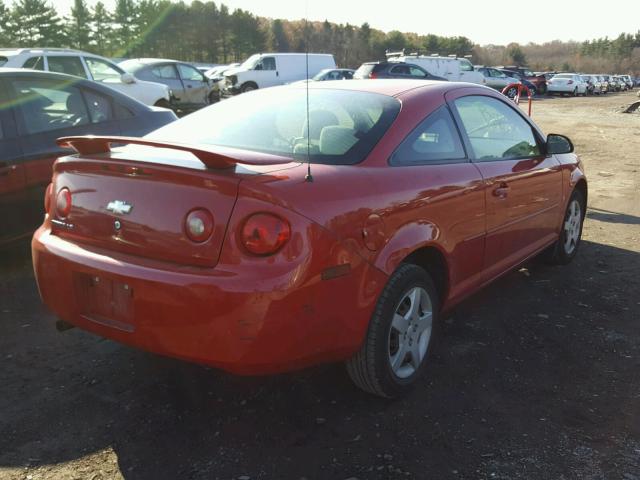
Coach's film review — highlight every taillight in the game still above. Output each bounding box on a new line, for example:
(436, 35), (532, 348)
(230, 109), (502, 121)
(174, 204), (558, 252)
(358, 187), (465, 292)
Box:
(44, 183), (52, 214)
(55, 188), (72, 218)
(184, 209), (214, 243)
(370, 72), (378, 79)
(241, 213), (291, 256)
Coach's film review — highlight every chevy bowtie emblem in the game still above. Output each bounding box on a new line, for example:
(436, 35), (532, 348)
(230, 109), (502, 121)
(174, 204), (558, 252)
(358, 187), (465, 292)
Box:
(107, 200), (133, 215)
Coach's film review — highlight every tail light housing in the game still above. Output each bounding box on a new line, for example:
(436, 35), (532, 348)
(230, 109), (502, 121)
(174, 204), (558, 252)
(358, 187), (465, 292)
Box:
(55, 188), (72, 218)
(184, 209), (214, 243)
(44, 183), (53, 214)
(241, 213), (291, 256)
(370, 72), (378, 79)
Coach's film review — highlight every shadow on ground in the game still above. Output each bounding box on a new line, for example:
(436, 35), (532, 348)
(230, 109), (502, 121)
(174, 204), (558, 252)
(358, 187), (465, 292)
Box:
(1, 238), (639, 479)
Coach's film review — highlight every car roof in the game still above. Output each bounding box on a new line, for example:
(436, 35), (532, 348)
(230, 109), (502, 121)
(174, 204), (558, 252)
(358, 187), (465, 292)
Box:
(292, 78), (453, 97)
(123, 58), (183, 65)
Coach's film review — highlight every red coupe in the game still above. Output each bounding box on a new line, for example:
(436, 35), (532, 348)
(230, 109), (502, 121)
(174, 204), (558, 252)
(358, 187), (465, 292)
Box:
(32, 80), (587, 397)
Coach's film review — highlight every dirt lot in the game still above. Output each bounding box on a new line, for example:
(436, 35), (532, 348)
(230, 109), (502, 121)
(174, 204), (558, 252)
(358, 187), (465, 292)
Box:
(1, 91), (639, 480)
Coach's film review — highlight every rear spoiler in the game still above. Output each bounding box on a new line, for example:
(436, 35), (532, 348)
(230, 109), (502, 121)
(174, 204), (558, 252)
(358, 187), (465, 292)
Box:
(57, 136), (293, 169)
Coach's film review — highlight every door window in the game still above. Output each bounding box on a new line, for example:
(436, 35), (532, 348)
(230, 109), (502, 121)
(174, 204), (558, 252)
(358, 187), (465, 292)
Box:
(178, 64), (204, 82)
(453, 96), (541, 161)
(409, 67), (426, 77)
(22, 56), (45, 70)
(47, 56), (88, 78)
(391, 106), (466, 165)
(261, 57), (276, 71)
(390, 65), (410, 75)
(85, 57), (123, 82)
(152, 64), (179, 79)
(13, 78), (90, 134)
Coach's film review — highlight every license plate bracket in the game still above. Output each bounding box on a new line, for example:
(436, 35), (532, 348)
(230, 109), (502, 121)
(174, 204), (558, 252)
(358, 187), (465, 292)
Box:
(74, 273), (135, 332)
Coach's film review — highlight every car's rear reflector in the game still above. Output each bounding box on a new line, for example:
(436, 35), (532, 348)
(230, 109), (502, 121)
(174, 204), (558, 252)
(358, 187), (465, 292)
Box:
(57, 136), (293, 169)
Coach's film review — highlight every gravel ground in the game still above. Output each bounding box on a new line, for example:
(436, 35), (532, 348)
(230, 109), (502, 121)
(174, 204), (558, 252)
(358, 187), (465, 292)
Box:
(0, 90), (638, 480)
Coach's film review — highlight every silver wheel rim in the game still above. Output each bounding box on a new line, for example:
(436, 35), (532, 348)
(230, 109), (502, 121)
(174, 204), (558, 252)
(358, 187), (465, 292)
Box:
(388, 287), (433, 379)
(563, 199), (582, 254)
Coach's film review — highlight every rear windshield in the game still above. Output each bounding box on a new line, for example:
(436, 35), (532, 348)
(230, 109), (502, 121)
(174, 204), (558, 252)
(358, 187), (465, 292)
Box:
(0, 56), (7, 67)
(147, 87), (400, 165)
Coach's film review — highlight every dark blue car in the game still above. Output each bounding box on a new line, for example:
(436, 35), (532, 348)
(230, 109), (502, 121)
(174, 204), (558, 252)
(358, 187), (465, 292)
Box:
(0, 68), (177, 246)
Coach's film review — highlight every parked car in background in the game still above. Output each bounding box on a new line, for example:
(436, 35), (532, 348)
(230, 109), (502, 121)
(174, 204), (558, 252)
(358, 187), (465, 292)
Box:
(0, 68), (176, 246)
(581, 75), (597, 95)
(308, 68), (355, 81)
(222, 53), (336, 95)
(119, 58), (213, 112)
(386, 52), (483, 84)
(596, 75), (609, 93)
(475, 66), (518, 92)
(32, 79), (587, 398)
(613, 76), (628, 91)
(535, 71), (556, 82)
(608, 76), (622, 91)
(547, 73), (588, 96)
(498, 69), (538, 95)
(354, 61), (447, 81)
(204, 63), (239, 102)
(0, 48), (171, 107)
(619, 75), (634, 89)
(497, 65), (547, 94)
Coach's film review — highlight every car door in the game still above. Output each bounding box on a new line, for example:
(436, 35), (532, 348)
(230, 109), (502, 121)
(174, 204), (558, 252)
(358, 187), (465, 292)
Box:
(10, 76), (124, 236)
(252, 56), (279, 87)
(177, 64), (209, 107)
(386, 105), (487, 304)
(150, 64), (185, 105)
(448, 92), (563, 280)
(0, 78), (28, 244)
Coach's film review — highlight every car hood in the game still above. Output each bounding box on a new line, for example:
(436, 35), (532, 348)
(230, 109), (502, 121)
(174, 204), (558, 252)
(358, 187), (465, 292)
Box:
(223, 67), (246, 77)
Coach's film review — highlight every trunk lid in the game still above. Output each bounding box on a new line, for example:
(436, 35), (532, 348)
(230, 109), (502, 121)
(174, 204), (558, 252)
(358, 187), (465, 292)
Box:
(50, 148), (286, 268)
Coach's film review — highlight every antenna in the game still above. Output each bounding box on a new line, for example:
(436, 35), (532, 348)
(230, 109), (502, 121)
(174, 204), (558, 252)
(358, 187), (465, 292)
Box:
(304, 1), (313, 182)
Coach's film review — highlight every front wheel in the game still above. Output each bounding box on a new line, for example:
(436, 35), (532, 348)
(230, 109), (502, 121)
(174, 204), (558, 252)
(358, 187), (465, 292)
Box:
(544, 189), (586, 265)
(346, 264), (439, 398)
(154, 99), (171, 109)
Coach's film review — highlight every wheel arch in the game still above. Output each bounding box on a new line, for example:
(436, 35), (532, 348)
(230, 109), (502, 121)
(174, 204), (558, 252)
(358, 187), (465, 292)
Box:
(241, 81), (259, 91)
(574, 178), (588, 205)
(400, 246), (450, 306)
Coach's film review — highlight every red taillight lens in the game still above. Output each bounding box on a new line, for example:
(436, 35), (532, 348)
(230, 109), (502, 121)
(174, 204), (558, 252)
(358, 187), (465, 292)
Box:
(55, 188), (72, 218)
(370, 72), (378, 79)
(44, 183), (52, 214)
(184, 209), (214, 243)
(241, 213), (291, 256)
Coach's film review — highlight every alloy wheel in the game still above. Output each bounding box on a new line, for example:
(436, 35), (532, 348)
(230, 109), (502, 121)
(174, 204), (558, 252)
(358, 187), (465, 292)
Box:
(564, 199), (582, 255)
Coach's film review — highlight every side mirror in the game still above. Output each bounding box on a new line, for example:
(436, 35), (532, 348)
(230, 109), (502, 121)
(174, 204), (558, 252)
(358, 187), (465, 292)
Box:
(121, 73), (135, 84)
(547, 134), (574, 154)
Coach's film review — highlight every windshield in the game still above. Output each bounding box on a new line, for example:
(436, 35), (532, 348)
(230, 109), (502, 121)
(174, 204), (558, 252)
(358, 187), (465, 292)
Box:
(147, 87), (400, 165)
(312, 69), (330, 80)
(240, 54), (261, 70)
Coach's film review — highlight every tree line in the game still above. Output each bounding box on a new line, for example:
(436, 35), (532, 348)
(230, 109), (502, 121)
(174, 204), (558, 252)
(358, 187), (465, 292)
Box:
(0, 0), (638, 74)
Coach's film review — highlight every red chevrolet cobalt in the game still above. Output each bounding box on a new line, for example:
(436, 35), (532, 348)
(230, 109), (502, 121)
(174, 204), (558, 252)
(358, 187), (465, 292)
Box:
(32, 80), (587, 397)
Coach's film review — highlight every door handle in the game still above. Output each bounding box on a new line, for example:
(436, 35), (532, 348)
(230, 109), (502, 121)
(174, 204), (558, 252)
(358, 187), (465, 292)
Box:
(187, 85), (192, 88)
(493, 182), (510, 198)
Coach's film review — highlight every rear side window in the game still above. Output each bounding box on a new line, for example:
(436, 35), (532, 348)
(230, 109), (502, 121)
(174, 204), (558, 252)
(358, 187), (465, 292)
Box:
(22, 56), (45, 70)
(391, 106), (466, 165)
(47, 56), (88, 78)
(409, 67), (426, 77)
(0, 56), (7, 67)
(82, 89), (113, 123)
(147, 88), (400, 165)
(12, 78), (90, 134)
(152, 64), (179, 79)
(453, 95), (541, 161)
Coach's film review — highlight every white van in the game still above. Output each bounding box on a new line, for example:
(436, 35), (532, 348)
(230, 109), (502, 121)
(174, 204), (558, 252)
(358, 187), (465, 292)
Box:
(386, 52), (484, 85)
(222, 53), (336, 95)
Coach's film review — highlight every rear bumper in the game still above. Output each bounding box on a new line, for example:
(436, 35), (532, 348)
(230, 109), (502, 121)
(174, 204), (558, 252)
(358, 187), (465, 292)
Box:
(32, 226), (384, 375)
(547, 84), (575, 93)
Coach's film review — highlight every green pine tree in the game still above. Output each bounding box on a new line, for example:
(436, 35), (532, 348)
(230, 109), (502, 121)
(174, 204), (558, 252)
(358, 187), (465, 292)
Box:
(66, 0), (92, 51)
(90, 1), (113, 56)
(11, 0), (65, 47)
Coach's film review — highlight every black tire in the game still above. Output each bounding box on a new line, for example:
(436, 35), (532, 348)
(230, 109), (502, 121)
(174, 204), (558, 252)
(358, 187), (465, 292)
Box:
(543, 189), (586, 265)
(240, 82), (258, 93)
(208, 91), (220, 104)
(346, 264), (440, 398)
(506, 87), (518, 99)
(573, 88), (578, 96)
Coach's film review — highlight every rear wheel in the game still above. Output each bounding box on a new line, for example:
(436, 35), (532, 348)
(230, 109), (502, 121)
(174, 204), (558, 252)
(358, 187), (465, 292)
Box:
(506, 86), (518, 99)
(241, 83), (257, 93)
(346, 264), (439, 398)
(154, 99), (171, 109)
(544, 189), (586, 265)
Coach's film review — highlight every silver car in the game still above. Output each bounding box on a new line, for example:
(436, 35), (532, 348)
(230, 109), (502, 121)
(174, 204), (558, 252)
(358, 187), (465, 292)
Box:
(475, 66), (519, 91)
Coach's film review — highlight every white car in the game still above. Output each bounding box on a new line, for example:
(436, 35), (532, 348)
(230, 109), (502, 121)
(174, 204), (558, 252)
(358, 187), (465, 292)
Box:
(386, 52), (484, 85)
(0, 48), (171, 107)
(547, 73), (588, 96)
(222, 53), (336, 95)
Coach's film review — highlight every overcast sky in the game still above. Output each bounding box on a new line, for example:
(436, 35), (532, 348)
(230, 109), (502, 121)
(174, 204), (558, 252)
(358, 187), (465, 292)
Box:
(51, 0), (637, 45)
